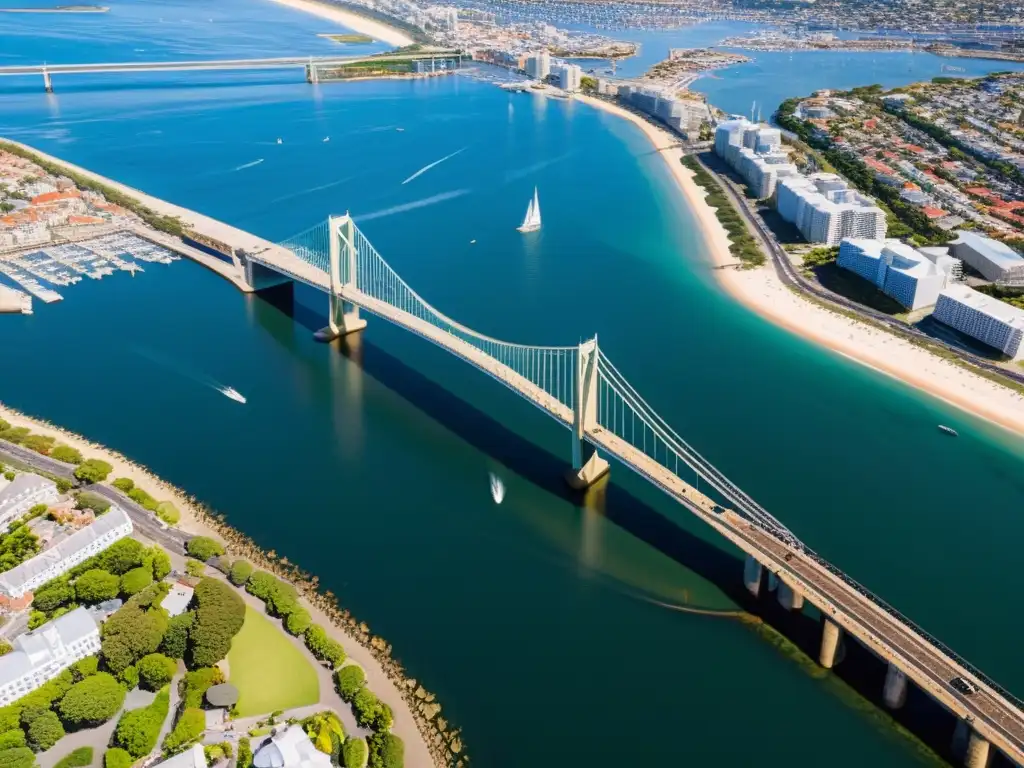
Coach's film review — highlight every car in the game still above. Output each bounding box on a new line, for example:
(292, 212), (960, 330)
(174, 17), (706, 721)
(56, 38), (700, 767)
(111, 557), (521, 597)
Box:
(950, 676), (978, 695)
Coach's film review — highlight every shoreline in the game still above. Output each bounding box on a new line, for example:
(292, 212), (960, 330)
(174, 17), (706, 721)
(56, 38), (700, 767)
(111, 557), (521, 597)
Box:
(574, 94), (1024, 439)
(0, 402), (446, 768)
(269, 0), (414, 47)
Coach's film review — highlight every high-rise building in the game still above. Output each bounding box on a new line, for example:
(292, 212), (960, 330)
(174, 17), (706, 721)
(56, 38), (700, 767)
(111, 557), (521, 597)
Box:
(714, 119), (798, 199)
(550, 63), (582, 92)
(525, 51), (551, 81)
(933, 284), (1024, 359)
(837, 239), (960, 310)
(776, 174), (886, 245)
(948, 231), (1024, 283)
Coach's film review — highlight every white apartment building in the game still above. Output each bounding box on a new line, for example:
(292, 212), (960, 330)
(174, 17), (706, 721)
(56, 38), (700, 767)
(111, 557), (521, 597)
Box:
(524, 51), (550, 80)
(0, 473), (58, 531)
(948, 231), (1024, 283)
(550, 63), (582, 92)
(0, 608), (99, 706)
(837, 239), (960, 310)
(715, 118), (798, 199)
(934, 284), (1024, 359)
(0, 507), (133, 599)
(776, 174), (887, 245)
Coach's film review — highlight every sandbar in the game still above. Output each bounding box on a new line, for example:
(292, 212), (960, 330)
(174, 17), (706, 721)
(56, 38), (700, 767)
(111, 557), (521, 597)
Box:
(269, 0), (413, 48)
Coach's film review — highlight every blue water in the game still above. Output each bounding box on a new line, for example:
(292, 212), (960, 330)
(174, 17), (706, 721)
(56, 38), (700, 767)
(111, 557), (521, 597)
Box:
(4, 4), (1024, 767)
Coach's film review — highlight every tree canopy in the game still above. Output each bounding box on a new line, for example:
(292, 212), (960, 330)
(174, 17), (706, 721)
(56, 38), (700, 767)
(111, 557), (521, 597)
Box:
(187, 579), (244, 668)
(120, 567), (153, 598)
(101, 605), (168, 675)
(162, 708), (204, 754)
(57, 673), (125, 728)
(113, 687), (169, 758)
(75, 569), (120, 604)
(137, 654), (176, 691)
(73, 459), (113, 484)
(26, 711), (63, 752)
(185, 537), (223, 562)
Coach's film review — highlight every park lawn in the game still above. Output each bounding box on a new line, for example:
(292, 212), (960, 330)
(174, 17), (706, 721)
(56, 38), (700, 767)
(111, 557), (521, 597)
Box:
(228, 606), (320, 717)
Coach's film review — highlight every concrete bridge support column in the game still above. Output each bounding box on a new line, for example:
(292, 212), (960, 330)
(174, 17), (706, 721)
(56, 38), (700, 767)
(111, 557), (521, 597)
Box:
(818, 618), (845, 669)
(953, 721), (992, 768)
(743, 554), (762, 598)
(882, 663), (908, 710)
(777, 578), (805, 611)
(43, 68), (53, 93)
(316, 214), (367, 342)
(566, 337), (610, 490)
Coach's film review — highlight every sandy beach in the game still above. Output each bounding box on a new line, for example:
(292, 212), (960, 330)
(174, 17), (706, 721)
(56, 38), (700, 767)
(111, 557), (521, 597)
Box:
(269, 0), (413, 47)
(575, 94), (1024, 437)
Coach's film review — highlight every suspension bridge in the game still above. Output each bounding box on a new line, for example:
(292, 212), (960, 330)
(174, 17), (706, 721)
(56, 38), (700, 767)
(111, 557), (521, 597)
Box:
(240, 215), (1024, 768)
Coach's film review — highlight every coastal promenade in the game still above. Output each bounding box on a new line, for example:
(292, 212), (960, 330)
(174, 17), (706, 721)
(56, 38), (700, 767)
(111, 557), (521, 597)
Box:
(11, 142), (1024, 766)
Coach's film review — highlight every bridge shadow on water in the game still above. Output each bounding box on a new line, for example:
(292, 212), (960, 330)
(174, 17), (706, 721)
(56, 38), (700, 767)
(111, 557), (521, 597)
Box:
(253, 289), (994, 767)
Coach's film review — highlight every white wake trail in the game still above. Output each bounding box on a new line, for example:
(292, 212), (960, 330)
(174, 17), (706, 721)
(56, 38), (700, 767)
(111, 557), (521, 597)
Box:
(233, 158), (265, 171)
(401, 147), (467, 185)
(271, 176), (355, 204)
(355, 190), (470, 222)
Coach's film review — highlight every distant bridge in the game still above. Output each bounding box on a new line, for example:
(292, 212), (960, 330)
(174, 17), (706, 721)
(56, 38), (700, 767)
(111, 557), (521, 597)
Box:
(0, 50), (463, 91)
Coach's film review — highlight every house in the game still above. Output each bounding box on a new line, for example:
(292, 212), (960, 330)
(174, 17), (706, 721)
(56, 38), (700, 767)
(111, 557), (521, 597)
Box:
(0, 608), (100, 705)
(161, 582), (195, 618)
(0, 473), (58, 530)
(253, 726), (332, 768)
(154, 744), (207, 768)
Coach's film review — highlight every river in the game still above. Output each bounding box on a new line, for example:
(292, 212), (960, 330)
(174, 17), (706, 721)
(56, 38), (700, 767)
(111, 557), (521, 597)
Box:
(3, 3), (1024, 766)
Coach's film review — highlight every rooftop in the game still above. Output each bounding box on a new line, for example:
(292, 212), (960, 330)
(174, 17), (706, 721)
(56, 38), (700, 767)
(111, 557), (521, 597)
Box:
(951, 231), (1024, 269)
(941, 284), (1024, 328)
(0, 607), (98, 688)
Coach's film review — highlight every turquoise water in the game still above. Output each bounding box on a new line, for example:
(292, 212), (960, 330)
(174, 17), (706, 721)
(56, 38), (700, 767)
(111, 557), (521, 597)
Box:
(4, 4), (1024, 766)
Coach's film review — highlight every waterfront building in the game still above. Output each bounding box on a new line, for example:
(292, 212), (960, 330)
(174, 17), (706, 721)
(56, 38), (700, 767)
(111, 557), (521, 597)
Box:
(934, 284), (1024, 359)
(948, 231), (1024, 283)
(253, 726), (332, 768)
(776, 174), (886, 245)
(550, 63), (582, 92)
(0, 507), (132, 599)
(0, 608), (99, 706)
(715, 118), (798, 199)
(0, 473), (57, 530)
(595, 78), (618, 97)
(524, 51), (550, 80)
(620, 85), (709, 137)
(837, 239), (960, 310)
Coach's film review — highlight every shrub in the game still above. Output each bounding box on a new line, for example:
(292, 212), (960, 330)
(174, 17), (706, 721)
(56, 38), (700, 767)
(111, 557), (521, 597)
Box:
(0, 643), (10, 659)
(0, 732), (24, 752)
(162, 708), (204, 754)
(185, 537), (223, 563)
(74, 492), (110, 514)
(265, 582), (299, 618)
(33, 580), (75, 613)
(101, 605), (168, 675)
(111, 478), (134, 493)
(236, 739), (252, 768)
(335, 666), (365, 701)
(0, 711), (18, 735)
(185, 559), (204, 578)
(150, 548), (171, 580)
(155, 502), (179, 526)
(25, 505), (48, 520)
(120, 567), (153, 598)
(57, 673), (125, 727)
(342, 737), (368, 768)
(367, 733), (403, 768)
(71, 656), (99, 680)
(75, 569), (120, 603)
(187, 579), (245, 668)
(18, 707), (46, 731)
(180, 668), (222, 709)
(228, 561), (252, 587)
(161, 612), (193, 660)
(54, 747), (93, 768)
(352, 689), (383, 730)
(97, 539), (147, 575)
(104, 748), (133, 768)
(304, 626), (345, 668)
(244, 571), (277, 600)
(137, 653), (176, 691)
(285, 609), (311, 636)
(26, 711), (63, 752)
(118, 666), (139, 691)
(21, 435), (55, 455)
(113, 687), (170, 757)
(126, 488), (157, 512)
(0, 747), (36, 768)
(74, 459), (112, 484)
(50, 445), (83, 465)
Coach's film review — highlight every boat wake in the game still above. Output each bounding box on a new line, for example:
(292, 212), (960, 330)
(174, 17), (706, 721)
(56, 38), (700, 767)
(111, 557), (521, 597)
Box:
(504, 151), (573, 183)
(401, 147), (467, 185)
(233, 158), (264, 171)
(489, 472), (505, 504)
(355, 189), (470, 223)
(130, 346), (245, 405)
(270, 176), (355, 204)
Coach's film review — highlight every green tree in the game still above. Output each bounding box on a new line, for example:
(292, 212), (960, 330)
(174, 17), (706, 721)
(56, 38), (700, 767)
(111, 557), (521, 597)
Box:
(111, 478), (134, 493)
(104, 748), (133, 768)
(342, 737), (368, 768)
(21, 435), (55, 455)
(160, 612), (194, 660)
(187, 579), (244, 668)
(57, 673), (125, 728)
(26, 711), (63, 752)
(73, 459), (113, 484)
(236, 739), (252, 768)
(244, 571), (277, 600)
(150, 548), (171, 580)
(0, 732), (24, 752)
(228, 560), (253, 587)
(335, 666), (365, 702)
(118, 666), (139, 691)
(266, 581), (299, 618)
(75, 569), (120, 603)
(0, 747), (37, 768)
(155, 502), (179, 526)
(185, 537), (223, 562)
(74, 492), (110, 515)
(352, 689), (383, 730)
(367, 733), (403, 768)
(96, 539), (147, 575)
(101, 605), (168, 675)
(126, 488), (158, 512)
(71, 656), (98, 680)
(113, 687), (170, 757)
(285, 608), (311, 636)
(53, 747), (93, 768)
(304, 626), (345, 668)
(185, 559), (205, 579)
(32, 580), (74, 613)
(162, 708), (204, 754)
(49, 445), (83, 465)
(180, 668), (222, 709)
(120, 567), (153, 598)
(137, 654), (176, 691)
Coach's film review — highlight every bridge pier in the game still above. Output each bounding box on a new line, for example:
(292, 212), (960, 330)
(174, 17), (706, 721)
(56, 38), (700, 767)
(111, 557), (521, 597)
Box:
(882, 663), (908, 709)
(306, 62), (319, 84)
(776, 578), (804, 611)
(742, 554), (762, 598)
(818, 617), (845, 669)
(42, 68), (52, 93)
(953, 721), (992, 768)
(316, 214), (367, 342)
(566, 337), (609, 490)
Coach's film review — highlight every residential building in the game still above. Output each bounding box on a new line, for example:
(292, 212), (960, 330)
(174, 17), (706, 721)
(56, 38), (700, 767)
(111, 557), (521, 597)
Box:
(0, 608), (99, 706)
(0, 474), (58, 530)
(837, 239), (960, 310)
(934, 284), (1024, 359)
(254, 726), (333, 768)
(161, 582), (195, 618)
(154, 745), (207, 768)
(715, 118), (798, 198)
(776, 174), (887, 245)
(948, 231), (1024, 283)
(0, 507), (133, 599)
(524, 51), (550, 80)
(550, 63), (582, 92)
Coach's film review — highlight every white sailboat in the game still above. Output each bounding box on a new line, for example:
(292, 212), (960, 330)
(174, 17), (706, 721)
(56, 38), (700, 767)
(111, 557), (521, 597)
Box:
(516, 187), (542, 233)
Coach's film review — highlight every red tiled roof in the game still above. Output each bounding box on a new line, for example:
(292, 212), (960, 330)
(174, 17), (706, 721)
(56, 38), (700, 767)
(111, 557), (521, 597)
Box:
(922, 206), (947, 219)
(30, 190), (80, 205)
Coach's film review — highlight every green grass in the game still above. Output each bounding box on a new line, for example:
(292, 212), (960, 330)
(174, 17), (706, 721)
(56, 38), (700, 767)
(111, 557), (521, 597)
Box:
(228, 606), (320, 717)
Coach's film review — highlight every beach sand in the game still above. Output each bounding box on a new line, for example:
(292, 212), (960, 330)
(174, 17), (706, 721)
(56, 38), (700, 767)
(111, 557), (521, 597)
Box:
(269, 0), (413, 47)
(575, 94), (1024, 437)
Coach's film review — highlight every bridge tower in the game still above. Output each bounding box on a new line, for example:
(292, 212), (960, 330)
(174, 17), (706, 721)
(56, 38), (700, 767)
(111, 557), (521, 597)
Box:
(306, 58), (319, 84)
(567, 337), (610, 489)
(42, 67), (53, 94)
(316, 214), (367, 341)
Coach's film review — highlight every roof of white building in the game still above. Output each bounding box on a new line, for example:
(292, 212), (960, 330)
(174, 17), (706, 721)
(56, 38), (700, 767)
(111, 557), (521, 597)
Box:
(951, 231), (1024, 270)
(0, 507), (131, 595)
(254, 726), (333, 768)
(0, 473), (56, 512)
(0, 607), (98, 688)
(155, 744), (207, 768)
(940, 284), (1024, 328)
(161, 583), (194, 618)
